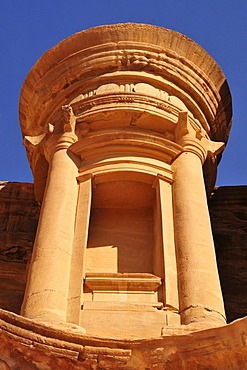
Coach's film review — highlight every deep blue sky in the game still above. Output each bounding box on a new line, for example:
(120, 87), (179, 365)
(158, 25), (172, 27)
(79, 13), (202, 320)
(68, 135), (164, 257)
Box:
(1, 1), (246, 185)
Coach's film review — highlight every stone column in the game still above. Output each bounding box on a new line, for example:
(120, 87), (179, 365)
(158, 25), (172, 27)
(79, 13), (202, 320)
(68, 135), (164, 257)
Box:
(172, 112), (226, 326)
(21, 130), (79, 322)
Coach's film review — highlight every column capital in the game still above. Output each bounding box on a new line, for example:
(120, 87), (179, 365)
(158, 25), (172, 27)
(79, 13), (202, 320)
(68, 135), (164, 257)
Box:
(44, 105), (78, 163)
(44, 131), (78, 163)
(175, 112), (224, 164)
(23, 105), (78, 165)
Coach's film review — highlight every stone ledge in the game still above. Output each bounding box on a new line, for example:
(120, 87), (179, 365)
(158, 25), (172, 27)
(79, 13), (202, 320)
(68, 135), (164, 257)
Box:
(0, 309), (247, 369)
(84, 272), (162, 292)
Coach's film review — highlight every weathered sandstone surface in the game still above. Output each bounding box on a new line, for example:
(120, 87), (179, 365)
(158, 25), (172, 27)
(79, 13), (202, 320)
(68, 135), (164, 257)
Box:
(0, 309), (246, 369)
(209, 186), (247, 322)
(0, 181), (39, 314)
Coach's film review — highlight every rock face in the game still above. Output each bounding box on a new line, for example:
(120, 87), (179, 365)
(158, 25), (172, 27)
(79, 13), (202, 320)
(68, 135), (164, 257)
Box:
(0, 182), (39, 314)
(209, 186), (247, 322)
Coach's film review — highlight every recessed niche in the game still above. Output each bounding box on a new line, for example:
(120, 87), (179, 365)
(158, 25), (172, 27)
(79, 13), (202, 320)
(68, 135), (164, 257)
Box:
(85, 180), (155, 274)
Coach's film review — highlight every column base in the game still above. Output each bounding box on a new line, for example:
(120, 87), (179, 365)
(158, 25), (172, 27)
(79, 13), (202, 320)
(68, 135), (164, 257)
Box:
(179, 305), (226, 326)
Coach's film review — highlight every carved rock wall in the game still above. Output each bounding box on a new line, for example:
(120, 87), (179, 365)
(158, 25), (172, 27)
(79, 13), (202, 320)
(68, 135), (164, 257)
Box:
(0, 182), (39, 314)
(0, 181), (246, 323)
(209, 186), (247, 322)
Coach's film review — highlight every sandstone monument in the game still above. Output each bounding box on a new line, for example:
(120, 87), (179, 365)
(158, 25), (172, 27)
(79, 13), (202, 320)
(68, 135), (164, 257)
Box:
(0, 23), (246, 369)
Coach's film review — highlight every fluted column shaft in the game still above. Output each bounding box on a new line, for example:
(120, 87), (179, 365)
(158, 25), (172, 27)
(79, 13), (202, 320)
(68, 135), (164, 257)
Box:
(21, 132), (79, 322)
